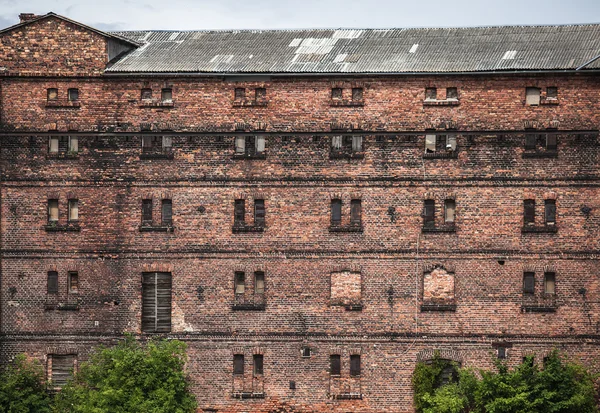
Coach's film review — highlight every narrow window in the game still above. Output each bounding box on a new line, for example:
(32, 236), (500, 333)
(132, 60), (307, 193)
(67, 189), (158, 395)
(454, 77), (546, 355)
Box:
(68, 199), (79, 222)
(331, 199), (342, 226)
(331, 88), (343, 100)
(497, 347), (506, 359)
(546, 134), (557, 151)
(235, 136), (245, 154)
(68, 136), (78, 153)
(142, 199), (153, 224)
(524, 199), (535, 225)
(526, 87), (541, 105)
(141, 88), (152, 100)
(255, 87), (266, 101)
(234, 199), (245, 225)
(446, 134), (457, 151)
(141, 272), (172, 333)
(162, 136), (172, 151)
(161, 199), (173, 226)
(444, 199), (455, 224)
(446, 87), (458, 100)
(68, 272), (79, 294)
(233, 355), (244, 375)
(352, 87), (363, 101)
(425, 87), (437, 100)
(302, 347), (312, 358)
(350, 199), (362, 226)
(47, 271), (58, 294)
(546, 87), (558, 100)
(330, 355), (341, 376)
(235, 272), (245, 294)
(234, 88), (245, 100)
(331, 135), (342, 150)
(47, 88), (58, 101)
(350, 355), (361, 377)
(254, 199), (265, 227)
(48, 199), (59, 222)
(523, 272), (535, 294)
(161, 88), (172, 103)
(254, 271), (265, 294)
(50, 355), (75, 387)
(49, 136), (59, 153)
(253, 354), (264, 376)
(525, 133), (537, 150)
(425, 134), (436, 153)
(352, 135), (363, 152)
(545, 199), (556, 225)
(423, 200), (435, 227)
(67, 88), (79, 102)
(255, 135), (265, 154)
(544, 272), (556, 294)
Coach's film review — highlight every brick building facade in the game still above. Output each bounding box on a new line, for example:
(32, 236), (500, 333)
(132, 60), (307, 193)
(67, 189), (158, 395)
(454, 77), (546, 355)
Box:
(1, 12), (600, 412)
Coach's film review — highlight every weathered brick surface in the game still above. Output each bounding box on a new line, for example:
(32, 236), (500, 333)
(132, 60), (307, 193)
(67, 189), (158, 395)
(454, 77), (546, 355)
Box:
(1, 14), (600, 413)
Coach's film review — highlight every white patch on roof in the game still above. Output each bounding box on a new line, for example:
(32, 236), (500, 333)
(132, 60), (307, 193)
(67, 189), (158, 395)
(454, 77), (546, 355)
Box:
(169, 32), (180, 41)
(249, 55), (253, 59)
(332, 29), (363, 39)
(502, 50), (517, 60)
(334, 53), (348, 63)
(289, 38), (302, 47)
(210, 54), (234, 63)
(295, 38), (338, 55)
(409, 44), (419, 53)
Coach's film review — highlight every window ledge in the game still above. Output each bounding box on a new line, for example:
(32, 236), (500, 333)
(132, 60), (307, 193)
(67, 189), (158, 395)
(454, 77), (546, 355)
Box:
(45, 223), (81, 232)
(45, 101), (80, 108)
(421, 303), (457, 312)
(232, 303), (266, 311)
(423, 150), (458, 159)
(139, 100), (174, 108)
(329, 225), (363, 233)
(521, 225), (557, 234)
(232, 225), (265, 233)
(232, 153), (267, 160)
(46, 152), (79, 159)
(233, 99), (268, 107)
(423, 99), (460, 106)
(140, 151), (174, 160)
(232, 392), (265, 399)
(139, 225), (174, 232)
(331, 393), (363, 400)
(330, 99), (364, 107)
(422, 224), (456, 233)
(521, 305), (557, 313)
(522, 150), (558, 158)
(329, 151), (365, 160)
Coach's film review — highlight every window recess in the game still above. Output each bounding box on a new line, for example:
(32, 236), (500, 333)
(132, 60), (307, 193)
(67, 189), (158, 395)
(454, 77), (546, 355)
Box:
(330, 134), (364, 159)
(233, 135), (266, 159)
(140, 136), (174, 159)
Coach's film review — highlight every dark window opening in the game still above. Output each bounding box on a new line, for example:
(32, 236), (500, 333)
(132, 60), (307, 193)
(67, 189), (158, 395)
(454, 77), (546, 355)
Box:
(255, 87), (266, 100)
(544, 272), (556, 294)
(331, 199), (342, 226)
(47, 271), (59, 294)
(352, 87), (363, 101)
(235, 272), (245, 295)
(302, 347), (312, 358)
(161, 199), (173, 226)
(67, 88), (79, 102)
(425, 87), (437, 100)
(546, 134), (557, 151)
(497, 347), (507, 359)
(141, 88), (152, 100)
(350, 354), (361, 377)
(234, 199), (245, 225)
(253, 354), (264, 376)
(142, 199), (153, 224)
(524, 199), (535, 225)
(141, 272), (172, 333)
(331, 88), (343, 100)
(423, 200), (435, 227)
(47, 88), (58, 101)
(523, 272), (535, 294)
(525, 134), (537, 150)
(330, 355), (341, 376)
(161, 88), (172, 102)
(546, 87), (558, 99)
(350, 199), (362, 226)
(68, 272), (79, 294)
(234, 88), (246, 100)
(254, 272), (265, 294)
(545, 199), (556, 225)
(233, 354), (244, 375)
(446, 87), (458, 100)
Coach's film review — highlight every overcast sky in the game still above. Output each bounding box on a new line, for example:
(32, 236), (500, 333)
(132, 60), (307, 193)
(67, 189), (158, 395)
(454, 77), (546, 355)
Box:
(0, 0), (599, 31)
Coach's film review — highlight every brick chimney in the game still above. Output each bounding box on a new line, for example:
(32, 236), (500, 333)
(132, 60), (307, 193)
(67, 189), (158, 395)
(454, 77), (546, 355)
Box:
(19, 13), (39, 23)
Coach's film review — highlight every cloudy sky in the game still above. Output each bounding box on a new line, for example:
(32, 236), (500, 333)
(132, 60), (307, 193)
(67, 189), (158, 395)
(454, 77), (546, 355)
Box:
(0, 0), (599, 31)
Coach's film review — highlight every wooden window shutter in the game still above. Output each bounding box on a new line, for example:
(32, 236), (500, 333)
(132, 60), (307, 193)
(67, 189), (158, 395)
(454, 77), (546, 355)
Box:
(141, 272), (172, 333)
(233, 354), (244, 375)
(253, 354), (264, 376)
(350, 199), (362, 226)
(331, 199), (342, 225)
(523, 272), (535, 294)
(47, 271), (59, 294)
(423, 200), (435, 227)
(330, 355), (341, 375)
(142, 199), (153, 224)
(51, 355), (75, 387)
(161, 199), (173, 226)
(545, 199), (556, 225)
(350, 354), (361, 376)
(524, 199), (535, 225)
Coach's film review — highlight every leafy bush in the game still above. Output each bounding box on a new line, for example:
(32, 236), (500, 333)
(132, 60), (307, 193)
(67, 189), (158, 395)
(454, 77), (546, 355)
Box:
(0, 354), (51, 413)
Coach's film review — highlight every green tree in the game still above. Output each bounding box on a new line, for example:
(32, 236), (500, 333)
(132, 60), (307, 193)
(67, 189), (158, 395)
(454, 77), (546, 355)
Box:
(0, 354), (51, 413)
(52, 336), (197, 413)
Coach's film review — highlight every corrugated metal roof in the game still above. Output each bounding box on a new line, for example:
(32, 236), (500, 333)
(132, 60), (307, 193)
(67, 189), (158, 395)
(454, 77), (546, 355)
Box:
(106, 24), (600, 74)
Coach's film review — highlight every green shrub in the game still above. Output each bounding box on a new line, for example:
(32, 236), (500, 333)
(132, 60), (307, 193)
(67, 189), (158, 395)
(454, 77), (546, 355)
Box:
(0, 354), (51, 413)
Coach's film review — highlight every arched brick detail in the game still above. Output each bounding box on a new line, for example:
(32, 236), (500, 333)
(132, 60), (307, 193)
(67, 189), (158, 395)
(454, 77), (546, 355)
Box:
(543, 264), (557, 273)
(231, 346), (244, 355)
(544, 192), (557, 200)
(329, 192), (343, 200)
(417, 349), (463, 363)
(47, 191), (60, 200)
(423, 263), (455, 274)
(522, 263), (537, 273)
(349, 347), (362, 355)
(141, 263), (173, 273)
(252, 347), (264, 355)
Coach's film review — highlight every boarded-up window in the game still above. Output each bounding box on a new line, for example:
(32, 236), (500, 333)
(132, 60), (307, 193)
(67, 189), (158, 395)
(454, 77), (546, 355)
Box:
(524, 199), (535, 225)
(546, 134), (557, 151)
(141, 272), (172, 333)
(331, 199), (342, 225)
(546, 87), (558, 99)
(423, 200), (435, 227)
(68, 199), (79, 222)
(234, 88), (245, 100)
(444, 199), (455, 224)
(162, 199), (173, 226)
(255, 136), (265, 154)
(350, 355), (361, 376)
(446, 87), (458, 100)
(350, 199), (362, 226)
(525, 134), (537, 150)
(255, 272), (265, 294)
(68, 136), (78, 152)
(255, 87), (266, 100)
(544, 272), (556, 294)
(331, 88), (343, 99)
(47, 88), (58, 101)
(142, 199), (153, 224)
(141, 88), (152, 100)
(254, 199), (265, 227)
(234, 199), (245, 225)
(235, 272), (245, 294)
(161, 88), (172, 102)
(423, 268), (455, 302)
(523, 272), (535, 294)
(526, 87), (541, 105)
(68, 272), (79, 293)
(48, 199), (59, 222)
(331, 270), (361, 305)
(253, 354), (263, 376)
(233, 354), (244, 375)
(47, 271), (58, 294)
(50, 355), (75, 387)
(352, 87), (363, 101)
(425, 134), (436, 153)
(545, 199), (556, 225)
(68, 88), (79, 101)
(330, 355), (341, 375)
(425, 87), (437, 100)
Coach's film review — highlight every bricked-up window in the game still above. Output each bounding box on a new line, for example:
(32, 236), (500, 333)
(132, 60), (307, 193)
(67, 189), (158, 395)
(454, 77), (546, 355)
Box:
(425, 87), (437, 100)
(547, 87), (558, 100)
(544, 272), (556, 294)
(350, 355), (361, 377)
(235, 272), (245, 294)
(331, 270), (362, 306)
(47, 88), (58, 101)
(330, 355), (341, 376)
(352, 87), (363, 101)
(446, 87), (458, 100)
(234, 88), (246, 100)
(524, 199), (535, 226)
(68, 88), (79, 102)
(50, 355), (75, 387)
(255, 87), (266, 100)
(444, 199), (455, 224)
(331, 88), (343, 100)
(234, 199), (245, 226)
(141, 88), (152, 100)
(162, 199), (173, 226)
(47, 271), (59, 294)
(523, 272), (535, 294)
(546, 134), (557, 151)
(48, 199), (59, 222)
(142, 199), (153, 225)
(233, 355), (244, 375)
(255, 271), (265, 294)
(68, 199), (79, 222)
(253, 354), (264, 376)
(254, 199), (265, 227)
(161, 88), (173, 103)
(545, 199), (556, 225)
(526, 87), (541, 105)
(141, 272), (172, 333)
(423, 200), (435, 228)
(331, 199), (342, 226)
(350, 199), (362, 226)
(68, 271), (79, 294)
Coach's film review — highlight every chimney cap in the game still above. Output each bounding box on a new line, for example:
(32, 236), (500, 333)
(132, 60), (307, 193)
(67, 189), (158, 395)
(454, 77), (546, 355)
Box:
(19, 13), (39, 23)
